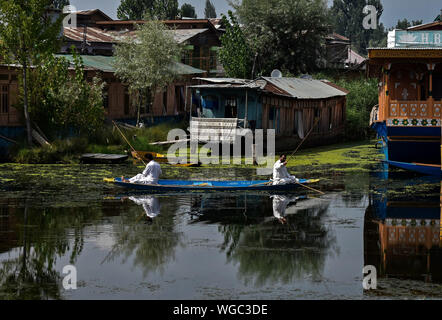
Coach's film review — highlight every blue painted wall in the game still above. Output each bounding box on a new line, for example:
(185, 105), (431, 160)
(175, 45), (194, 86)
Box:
(196, 88), (263, 129)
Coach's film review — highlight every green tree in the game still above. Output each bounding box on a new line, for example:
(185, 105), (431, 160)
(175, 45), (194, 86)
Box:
(219, 11), (254, 79)
(394, 18), (423, 30)
(330, 0), (384, 54)
(369, 22), (387, 48)
(232, 0), (329, 75)
(204, 0), (217, 18)
(51, 0), (69, 9)
(180, 3), (197, 18)
(0, 0), (64, 146)
(113, 19), (182, 126)
(117, 0), (179, 20)
(28, 51), (105, 137)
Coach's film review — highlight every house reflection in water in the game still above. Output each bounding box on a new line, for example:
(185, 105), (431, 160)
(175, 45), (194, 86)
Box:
(364, 185), (442, 283)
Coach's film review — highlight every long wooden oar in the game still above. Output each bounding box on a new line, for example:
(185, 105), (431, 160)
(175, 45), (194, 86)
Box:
(287, 117), (320, 162)
(112, 120), (146, 166)
(295, 181), (324, 195)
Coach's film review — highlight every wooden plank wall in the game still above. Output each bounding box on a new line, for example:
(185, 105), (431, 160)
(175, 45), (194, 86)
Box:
(261, 95), (346, 137)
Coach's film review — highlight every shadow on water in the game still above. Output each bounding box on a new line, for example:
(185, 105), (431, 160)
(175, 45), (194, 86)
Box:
(186, 193), (338, 287)
(364, 171), (442, 298)
(0, 199), (106, 299)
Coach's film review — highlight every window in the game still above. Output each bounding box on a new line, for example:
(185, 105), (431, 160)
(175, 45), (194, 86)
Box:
(268, 107), (280, 133)
(163, 90), (168, 114)
(124, 87), (130, 115)
(103, 84), (109, 110)
(329, 107), (333, 130)
(175, 86), (185, 112)
(0, 85), (8, 113)
(224, 97), (237, 118)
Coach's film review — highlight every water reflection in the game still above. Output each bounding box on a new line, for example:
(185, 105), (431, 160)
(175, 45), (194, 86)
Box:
(0, 199), (104, 299)
(103, 195), (182, 277)
(365, 180), (442, 283)
(271, 195), (299, 224)
(128, 196), (161, 223)
(190, 193), (337, 287)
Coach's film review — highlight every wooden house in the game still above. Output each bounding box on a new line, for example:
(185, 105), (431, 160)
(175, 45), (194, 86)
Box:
(63, 15), (224, 75)
(189, 77), (348, 151)
(369, 17), (442, 165)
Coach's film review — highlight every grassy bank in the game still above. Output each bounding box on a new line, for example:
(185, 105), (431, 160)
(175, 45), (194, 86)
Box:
(126, 140), (383, 174)
(10, 122), (186, 164)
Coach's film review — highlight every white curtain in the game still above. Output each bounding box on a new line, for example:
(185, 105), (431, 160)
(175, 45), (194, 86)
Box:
(296, 111), (304, 139)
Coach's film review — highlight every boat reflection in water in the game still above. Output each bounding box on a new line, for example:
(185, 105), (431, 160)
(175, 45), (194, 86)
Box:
(271, 195), (299, 224)
(188, 193), (336, 287)
(365, 181), (442, 283)
(128, 195), (161, 223)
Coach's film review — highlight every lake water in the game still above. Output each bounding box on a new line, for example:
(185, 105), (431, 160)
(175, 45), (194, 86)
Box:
(0, 163), (441, 300)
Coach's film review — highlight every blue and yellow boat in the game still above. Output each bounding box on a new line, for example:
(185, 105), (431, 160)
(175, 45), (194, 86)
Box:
(105, 178), (320, 193)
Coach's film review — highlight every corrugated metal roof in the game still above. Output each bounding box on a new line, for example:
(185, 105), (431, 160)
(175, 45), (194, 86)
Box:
(67, 27), (209, 44)
(55, 54), (206, 75)
(190, 83), (260, 89)
(346, 48), (366, 65)
(169, 62), (207, 75)
(56, 54), (115, 72)
(64, 27), (116, 43)
(194, 78), (250, 84)
(172, 29), (208, 43)
(262, 77), (348, 99)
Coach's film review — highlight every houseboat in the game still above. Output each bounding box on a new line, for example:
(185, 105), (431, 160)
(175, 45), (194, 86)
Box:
(188, 76), (348, 151)
(369, 17), (442, 172)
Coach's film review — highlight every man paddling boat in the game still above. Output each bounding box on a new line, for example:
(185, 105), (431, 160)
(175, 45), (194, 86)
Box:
(272, 154), (299, 186)
(122, 153), (162, 185)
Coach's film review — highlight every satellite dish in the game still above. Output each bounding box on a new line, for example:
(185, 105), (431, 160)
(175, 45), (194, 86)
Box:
(271, 69), (283, 78)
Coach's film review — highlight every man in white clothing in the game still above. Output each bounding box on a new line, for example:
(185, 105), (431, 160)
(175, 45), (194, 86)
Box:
(272, 154), (299, 185)
(123, 153), (162, 185)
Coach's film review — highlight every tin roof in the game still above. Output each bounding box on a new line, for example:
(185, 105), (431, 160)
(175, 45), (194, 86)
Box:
(75, 9), (113, 21)
(194, 78), (250, 84)
(262, 77), (348, 99)
(64, 27), (210, 44)
(55, 54), (206, 75)
(407, 20), (442, 31)
(191, 77), (348, 99)
(64, 27), (116, 43)
(172, 29), (209, 43)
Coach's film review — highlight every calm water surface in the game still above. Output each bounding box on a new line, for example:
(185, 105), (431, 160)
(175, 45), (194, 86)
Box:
(0, 163), (441, 299)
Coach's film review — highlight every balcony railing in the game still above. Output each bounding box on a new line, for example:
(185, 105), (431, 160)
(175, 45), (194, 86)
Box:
(388, 100), (442, 119)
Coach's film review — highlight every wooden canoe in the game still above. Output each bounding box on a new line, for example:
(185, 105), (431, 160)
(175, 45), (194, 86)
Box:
(107, 178), (320, 193)
(80, 153), (128, 164)
(131, 151), (200, 167)
(384, 160), (442, 177)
